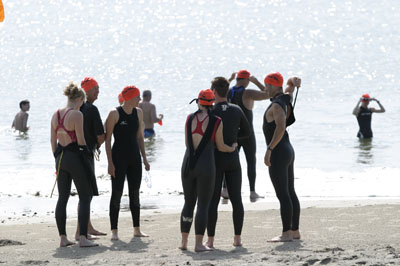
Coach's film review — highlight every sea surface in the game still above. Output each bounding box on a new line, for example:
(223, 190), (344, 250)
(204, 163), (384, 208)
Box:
(1, 0), (399, 221)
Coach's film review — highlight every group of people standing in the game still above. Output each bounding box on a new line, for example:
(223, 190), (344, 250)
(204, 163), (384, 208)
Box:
(50, 78), (162, 247)
(180, 71), (302, 251)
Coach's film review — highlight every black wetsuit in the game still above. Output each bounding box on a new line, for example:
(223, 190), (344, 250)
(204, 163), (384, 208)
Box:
(181, 111), (221, 235)
(357, 107), (373, 138)
(109, 107), (142, 229)
(263, 95), (300, 233)
(207, 102), (250, 237)
(227, 86), (257, 192)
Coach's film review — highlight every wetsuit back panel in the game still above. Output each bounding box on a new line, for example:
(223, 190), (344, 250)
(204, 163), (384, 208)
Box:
(228, 86), (253, 127)
(357, 107), (372, 138)
(112, 107), (140, 159)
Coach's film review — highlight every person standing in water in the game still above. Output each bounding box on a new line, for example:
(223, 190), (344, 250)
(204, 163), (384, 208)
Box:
(50, 82), (98, 247)
(206, 77), (250, 248)
(227, 70), (269, 200)
(12, 100), (30, 133)
(263, 72), (301, 242)
(352, 93), (385, 139)
(105, 85), (150, 241)
(74, 77), (107, 240)
(139, 90), (163, 138)
(180, 89), (237, 252)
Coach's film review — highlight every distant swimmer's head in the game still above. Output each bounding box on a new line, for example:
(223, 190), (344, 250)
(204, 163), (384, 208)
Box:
(64, 82), (86, 107)
(142, 90), (152, 101)
(211, 77), (229, 98)
(121, 85), (141, 105)
(118, 93), (124, 105)
(81, 77), (99, 103)
(236, 70), (250, 87)
(361, 93), (371, 103)
(19, 100), (30, 111)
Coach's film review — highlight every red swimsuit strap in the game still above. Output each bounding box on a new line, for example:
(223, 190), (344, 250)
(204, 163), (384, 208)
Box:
(55, 109), (77, 142)
(192, 114), (208, 136)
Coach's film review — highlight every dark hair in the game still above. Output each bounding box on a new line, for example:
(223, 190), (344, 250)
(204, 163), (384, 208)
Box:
(142, 90), (152, 98)
(19, 100), (29, 109)
(211, 77), (229, 97)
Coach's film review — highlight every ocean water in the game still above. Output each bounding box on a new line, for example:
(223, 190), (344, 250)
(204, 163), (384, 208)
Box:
(1, 0), (399, 221)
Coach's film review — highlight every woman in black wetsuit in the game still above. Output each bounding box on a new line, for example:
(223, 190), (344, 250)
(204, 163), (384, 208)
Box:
(263, 73), (302, 242)
(104, 85), (150, 241)
(50, 82), (98, 248)
(179, 89), (237, 252)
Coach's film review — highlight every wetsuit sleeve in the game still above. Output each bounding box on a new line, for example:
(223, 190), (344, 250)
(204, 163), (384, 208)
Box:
(237, 108), (251, 140)
(211, 117), (221, 143)
(91, 107), (105, 136)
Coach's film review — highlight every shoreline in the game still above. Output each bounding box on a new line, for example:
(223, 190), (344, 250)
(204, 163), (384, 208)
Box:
(0, 202), (399, 265)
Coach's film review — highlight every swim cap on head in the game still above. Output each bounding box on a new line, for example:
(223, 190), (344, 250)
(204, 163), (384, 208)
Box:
(121, 85), (140, 101)
(197, 89), (215, 106)
(237, 70), (250, 79)
(361, 93), (370, 102)
(81, 77), (98, 92)
(264, 72), (284, 87)
(118, 93), (124, 104)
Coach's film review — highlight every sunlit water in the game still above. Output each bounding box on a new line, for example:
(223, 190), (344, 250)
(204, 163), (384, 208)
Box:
(1, 0), (399, 221)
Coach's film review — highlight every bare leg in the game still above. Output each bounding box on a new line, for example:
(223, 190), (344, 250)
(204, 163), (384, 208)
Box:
(111, 229), (119, 241)
(233, 235), (242, 247)
(179, 232), (189, 250)
(205, 236), (214, 249)
(133, 227), (149, 237)
(79, 235), (98, 248)
(221, 187), (229, 199)
(59, 235), (75, 247)
(267, 231), (293, 243)
(195, 235), (212, 252)
(292, 230), (301, 240)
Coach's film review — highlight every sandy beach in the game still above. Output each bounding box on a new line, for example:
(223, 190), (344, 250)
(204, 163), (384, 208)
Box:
(1, 202), (400, 266)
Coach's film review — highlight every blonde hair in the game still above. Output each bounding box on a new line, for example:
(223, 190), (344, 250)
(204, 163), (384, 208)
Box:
(63, 82), (86, 101)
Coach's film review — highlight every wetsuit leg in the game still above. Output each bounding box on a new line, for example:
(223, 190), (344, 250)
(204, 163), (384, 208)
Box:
(288, 152), (300, 231)
(55, 169), (72, 236)
(195, 169), (214, 235)
(181, 170), (197, 233)
(240, 131), (257, 192)
(268, 142), (294, 232)
(109, 159), (127, 230)
(126, 157), (142, 227)
(207, 159), (225, 237)
(224, 156), (244, 236)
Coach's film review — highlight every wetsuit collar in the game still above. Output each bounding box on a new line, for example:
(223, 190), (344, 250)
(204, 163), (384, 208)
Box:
(231, 86), (245, 99)
(270, 92), (284, 102)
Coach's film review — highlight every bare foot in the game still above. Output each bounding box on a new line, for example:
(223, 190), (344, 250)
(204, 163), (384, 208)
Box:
(267, 235), (293, 242)
(205, 237), (214, 249)
(250, 191), (264, 200)
(221, 187), (229, 199)
(60, 236), (75, 247)
(133, 227), (149, 237)
(89, 229), (107, 236)
(195, 244), (213, 252)
(179, 233), (189, 251)
(75, 234), (98, 241)
(111, 229), (119, 241)
(79, 236), (99, 248)
(233, 236), (242, 247)
(292, 230), (301, 240)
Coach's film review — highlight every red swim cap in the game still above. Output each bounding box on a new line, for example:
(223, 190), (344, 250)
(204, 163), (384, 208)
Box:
(237, 70), (250, 79)
(81, 77), (98, 92)
(361, 93), (370, 102)
(198, 89), (215, 106)
(264, 72), (284, 87)
(118, 93), (124, 104)
(121, 86), (140, 102)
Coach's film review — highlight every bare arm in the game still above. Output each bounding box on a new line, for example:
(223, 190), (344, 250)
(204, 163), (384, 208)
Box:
(353, 98), (362, 116)
(50, 114), (57, 153)
(21, 113), (29, 132)
(249, 76), (265, 91)
(285, 77), (301, 98)
(151, 104), (162, 123)
(215, 121), (237, 152)
(228, 72), (237, 83)
(244, 89), (270, 101)
(370, 98), (385, 113)
(137, 108), (150, 171)
(264, 104), (286, 166)
(105, 110), (118, 177)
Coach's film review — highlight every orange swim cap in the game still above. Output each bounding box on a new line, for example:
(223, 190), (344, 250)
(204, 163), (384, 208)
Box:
(121, 86), (140, 101)
(197, 89), (215, 106)
(361, 93), (370, 102)
(118, 93), (124, 104)
(264, 72), (284, 87)
(237, 70), (250, 79)
(81, 77), (98, 92)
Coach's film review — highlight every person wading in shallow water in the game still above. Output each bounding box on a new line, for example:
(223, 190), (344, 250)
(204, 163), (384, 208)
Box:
(352, 93), (385, 139)
(263, 72), (302, 242)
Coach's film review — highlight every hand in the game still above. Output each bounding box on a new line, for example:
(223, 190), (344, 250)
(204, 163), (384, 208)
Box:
(371, 97), (377, 101)
(288, 77), (301, 88)
(144, 159), (150, 171)
(158, 114), (164, 120)
(264, 150), (271, 167)
(232, 142), (238, 150)
(108, 163), (115, 178)
(228, 72), (237, 82)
